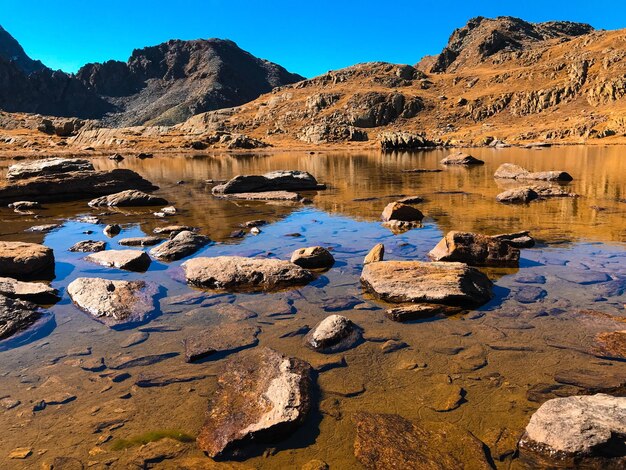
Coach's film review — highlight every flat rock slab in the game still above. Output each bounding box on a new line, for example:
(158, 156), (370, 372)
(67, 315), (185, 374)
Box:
(555, 270), (610, 285)
(0, 277), (59, 303)
(150, 231), (210, 261)
(67, 277), (158, 327)
(0, 294), (42, 340)
(86, 250), (151, 272)
(88, 189), (168, 207)
(69, 240), (106, 252)
(494, 163), (573, 182)
(182, 256), (314, 292)
(514, 286), (547, 303)
(440, 152), (484, 165)
(304, 315), (362, 353)
(118, 237), (164, 247)
(214, 191), (303, 201)
(0, 169), (158, 204)
(593, 330), (626, 359)
(554, 369), (626, 394)
(428, 231), (520, 267)
(496, 187), (539, 203)
(7, 158), (93, 180)
(153, 225), (197, 235)
(425, 383), (465, 411)
(212, 170), (323, 194)
(361, 261), (493, 307)
(353, 412), (492, 469)
(385, 303), (463, 322)
(0, 241), (55, 279)
(519, 394), (626, 469)
(184, 324), (260, 362)
(196, 347), (312, 458)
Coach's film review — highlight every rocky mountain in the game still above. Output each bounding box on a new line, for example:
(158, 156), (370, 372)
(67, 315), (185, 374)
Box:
(0, 27), (303, 126)
(76, 39), (304, 126)
(132, 16), (624, 149)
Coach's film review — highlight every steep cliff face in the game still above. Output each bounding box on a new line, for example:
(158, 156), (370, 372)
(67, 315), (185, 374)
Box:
(0, 25), (46, 74)
(76, 39), (305, 126)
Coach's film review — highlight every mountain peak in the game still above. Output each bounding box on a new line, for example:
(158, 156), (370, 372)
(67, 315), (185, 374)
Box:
(430, 16), (594, 73)
(0, 24), (46, 75)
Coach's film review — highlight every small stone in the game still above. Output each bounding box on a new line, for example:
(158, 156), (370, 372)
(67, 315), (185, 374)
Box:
(69, 240), (106, 252)
(304, 315), (362, 353)
(103, 224), (121, 237)
(8, 447), (32, 459)
(363, 243), (384, 264)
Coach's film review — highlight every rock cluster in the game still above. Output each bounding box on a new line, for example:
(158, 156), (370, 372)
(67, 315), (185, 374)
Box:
(494, 163), (573, 181)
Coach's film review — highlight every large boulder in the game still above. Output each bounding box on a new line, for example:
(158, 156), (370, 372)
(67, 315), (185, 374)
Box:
(381, 202), (424, 222)
(212, 170), (324, 194)
(519, 394), (626, 469)
(0, 277), (59, 304)
(0, 294), (43, 340)
(428, 231), (520, 267)
(67, 277), (158, 327)
(6, 158), (93, 180)
(88, 190), (168, 207)
(0, 169), (158, 203)
(361, 261), (493, 307)
(149, 231), (211, 261)
(290, 246), (335, 270)
(182, 256), (314, 292)
(304, 315), (362, 353)
(0, 241), (54, 279)
(440, 152), (484, 165)
(196, 347), (312, 458)
(494, 163), (573, 181)
(353, 412), (492, 469)
(85, 250), (151, 272)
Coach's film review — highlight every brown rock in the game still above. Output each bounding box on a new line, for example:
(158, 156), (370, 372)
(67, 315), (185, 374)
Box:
(353, 412), (492, 469)
(364, 243), (384, 264)
(182, 256), (314, 292)
(0, 277), (59, 303)
(0, 241), (54, 279)
(69, 240), (106, 252)
(361, 260), (493, 307)
(440, 152), (484, 165)
(118, 236), (164, 246)
(88, 189), (168, 207)
(150, 231), (211, 261)
(496, 187), (539, 203)
(184, 323), (260, 362)
(67, 277), (158, 327)
(212, 170), (323, 194)
(0, 294), (42, 340)
(381, 202), (424, 222)
(428, 231), (520, 267)
(385, 303), (463, 322)
(85, 250), (151, 271)
(290, 246), (335, 269)
(196, 347), (312, 458)
(494, 163), (573, 181)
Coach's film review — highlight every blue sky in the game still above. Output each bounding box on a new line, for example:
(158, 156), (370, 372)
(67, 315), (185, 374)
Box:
(2, 1), (625, 78)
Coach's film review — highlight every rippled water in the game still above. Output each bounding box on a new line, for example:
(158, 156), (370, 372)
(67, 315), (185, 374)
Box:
(0, 147), (625, 469)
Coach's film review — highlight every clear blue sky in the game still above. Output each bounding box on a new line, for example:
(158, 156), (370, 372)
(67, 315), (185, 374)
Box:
(2, 0), (625, 78)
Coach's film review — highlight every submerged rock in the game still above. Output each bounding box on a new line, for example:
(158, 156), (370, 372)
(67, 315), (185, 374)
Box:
(69, 240), (106, 252)
(518, 394), (626, 469)
(150, 231), (211, 261)
(0, 241), (54, 279)
(385, 303), (463, 322)
(494, 163), (573, 182)
(184, 323), (260, 362)
(67, 277), (158, 327)
(290, 246), (335, 270)
(0, 277), (59, 303)
(364, 243), (384, 264)
(182, 256), (314, 292)
(212, 170), (324, 194)
(304, 315), (362, 353)
(428, 231), (520, 267)
(0, 294), (42, 340)
(361, 261), (493, 307)
(440, 152), (484, 165)
(353, 412), (492, 469)
(85, 250), (151, 272)
(88, 189), (168, 207)
(196, 347), (312, 458)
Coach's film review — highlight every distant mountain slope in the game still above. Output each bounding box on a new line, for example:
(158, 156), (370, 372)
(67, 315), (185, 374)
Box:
(0, 26), (304, 125)
(165, 16), (626, 147)
(76, 38), (304, 126)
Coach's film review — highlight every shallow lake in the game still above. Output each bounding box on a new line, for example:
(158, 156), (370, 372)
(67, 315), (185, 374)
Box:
(1, 147), (625, 469)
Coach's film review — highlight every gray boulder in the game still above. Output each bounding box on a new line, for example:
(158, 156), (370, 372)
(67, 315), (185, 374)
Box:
(0, 277), (59, 303)
(494, 163), (573, 181)
(0, 294), (43, 340)
(428, 231), (520, 267)
(88, 190), (168, 207)
(6, 158), (93, 180)
(304, 314), (362, 353)
(212, 170), (324, 194)
(85, 250), (151, 272)
(150, 231), (211, 261)
(290, 246), (335, 269)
